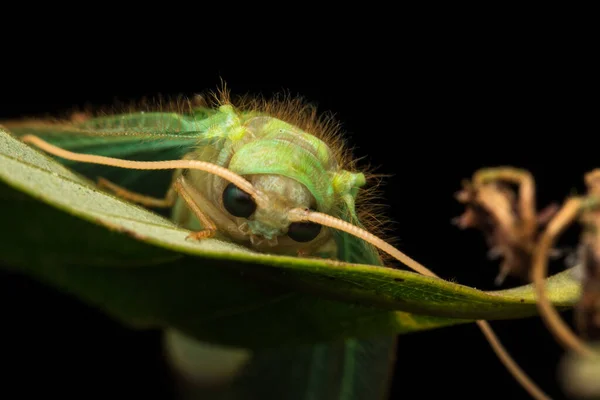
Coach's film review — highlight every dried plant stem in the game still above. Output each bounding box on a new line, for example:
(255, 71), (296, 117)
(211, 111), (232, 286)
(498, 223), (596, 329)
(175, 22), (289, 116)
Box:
(532, 197), (600, 359)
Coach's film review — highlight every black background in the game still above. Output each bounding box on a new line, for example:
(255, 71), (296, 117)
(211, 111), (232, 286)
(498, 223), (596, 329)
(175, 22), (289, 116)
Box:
(0, 29), (594, 400)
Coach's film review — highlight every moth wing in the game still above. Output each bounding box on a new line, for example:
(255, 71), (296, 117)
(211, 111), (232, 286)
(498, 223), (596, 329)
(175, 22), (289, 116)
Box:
(3, 108), (222, 199)
(333, 198), (383, 266)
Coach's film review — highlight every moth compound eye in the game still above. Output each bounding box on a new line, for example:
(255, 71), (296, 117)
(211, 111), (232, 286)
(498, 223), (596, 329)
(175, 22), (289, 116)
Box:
(223, 183), (256, 218)
(287, 221), (321, 242)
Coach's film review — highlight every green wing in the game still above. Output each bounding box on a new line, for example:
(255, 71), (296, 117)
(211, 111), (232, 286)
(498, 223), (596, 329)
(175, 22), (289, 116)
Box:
(2, 108), (225, 200)
(333, 198), (384, 266)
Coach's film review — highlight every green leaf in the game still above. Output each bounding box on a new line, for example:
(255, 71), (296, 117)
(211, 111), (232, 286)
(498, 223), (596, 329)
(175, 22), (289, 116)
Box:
(0, 128), (581, 348)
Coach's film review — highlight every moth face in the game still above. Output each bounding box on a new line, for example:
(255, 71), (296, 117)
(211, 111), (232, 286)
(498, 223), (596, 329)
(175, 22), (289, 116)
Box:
(221, 174), (325, 249)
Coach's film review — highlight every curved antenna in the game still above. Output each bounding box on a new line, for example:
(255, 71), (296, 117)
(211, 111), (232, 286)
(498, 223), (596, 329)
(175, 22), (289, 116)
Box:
(21, 135), (261, 202)
(531, 196), (599, 358)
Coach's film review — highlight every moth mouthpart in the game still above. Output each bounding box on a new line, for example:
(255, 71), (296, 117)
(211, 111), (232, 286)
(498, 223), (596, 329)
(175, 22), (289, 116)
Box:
(238, 222), (250, 235)
(249, 235), (264, 246)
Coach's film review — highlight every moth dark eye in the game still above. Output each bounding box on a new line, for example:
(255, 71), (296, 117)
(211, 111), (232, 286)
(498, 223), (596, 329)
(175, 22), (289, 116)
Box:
(287, 221), (321, 242)
(222, 183), (256, 218)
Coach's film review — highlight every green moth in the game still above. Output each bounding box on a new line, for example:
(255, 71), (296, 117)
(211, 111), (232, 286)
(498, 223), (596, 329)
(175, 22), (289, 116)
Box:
(4, 88), (550, 399)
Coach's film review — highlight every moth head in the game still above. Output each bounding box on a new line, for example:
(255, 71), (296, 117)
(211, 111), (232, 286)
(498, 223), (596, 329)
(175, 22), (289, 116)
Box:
(221, 174), (324, 248)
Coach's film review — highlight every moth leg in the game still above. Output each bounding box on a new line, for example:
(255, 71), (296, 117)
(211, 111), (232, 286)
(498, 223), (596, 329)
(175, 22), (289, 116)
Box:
(172, 176), (217, 241)
(97, 177), (176, 208)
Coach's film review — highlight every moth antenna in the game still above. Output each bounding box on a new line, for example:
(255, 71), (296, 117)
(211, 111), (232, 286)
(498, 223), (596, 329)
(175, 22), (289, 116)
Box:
(289, 208), (435, 277)
(21, 135), (261, 202)
(289, 208), (551, 400)
(531, 197), (597, 358)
